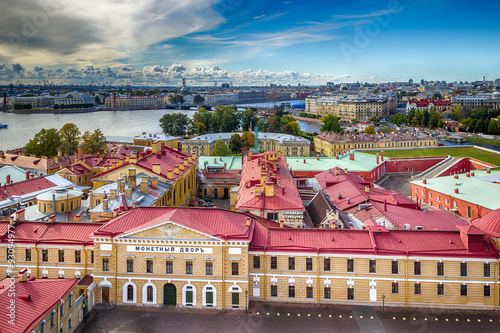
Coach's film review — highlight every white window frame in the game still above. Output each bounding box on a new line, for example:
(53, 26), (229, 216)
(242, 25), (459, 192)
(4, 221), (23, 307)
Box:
(123, 281), (137, 303)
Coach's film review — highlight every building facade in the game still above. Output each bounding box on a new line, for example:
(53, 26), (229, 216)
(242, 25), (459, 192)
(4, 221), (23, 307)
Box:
(104, 96), (165, 107)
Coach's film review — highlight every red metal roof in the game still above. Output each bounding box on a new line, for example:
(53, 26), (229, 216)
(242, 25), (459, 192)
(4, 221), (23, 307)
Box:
(0, 277), (78, 333)
(0, 177), (59, 201)
(236, 153), (304, 212)
(473, 209), (500, 237)
(0, 222), (100, 245)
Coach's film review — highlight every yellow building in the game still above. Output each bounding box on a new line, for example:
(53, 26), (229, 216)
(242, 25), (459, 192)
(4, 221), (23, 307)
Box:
(314, 132), (438, 157)
(183, 132), (310, 157)
(104, 96), (165, 107)
(133, 132), (179, 150)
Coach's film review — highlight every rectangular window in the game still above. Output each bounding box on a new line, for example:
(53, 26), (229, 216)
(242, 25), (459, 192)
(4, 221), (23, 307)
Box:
(467, 206), (471, 219)
(306, 258), (313, 271)
(324, 258), (330, 271)
(484, 285), (491, 297)
(392, 282), (399, 294)
(206, 261), (213, 275)
(392, 260), (398, 274)
(429, 193), (432, 199)
(306, 286), (313, 299)
(324, 287), (331, 299)
(347, 288), (354, 300)
(288, 257), (295, 270)
(437, 284), (444, 296)
(460, 284), (467, 296)
(68, 316), (72, 330)
(146, 260), (153, 273)
(369, 259), (376, 273)
(60, 304), (64, 318)
(266, 212), (278, 221)
(253, 256), (260, 269)
(414, 283), (421, 295)
(460, 263), (467, 277)
(58, 250), (64, 263)
(91, 251), (94, 264)
(289, 286), (295, 298)
(414, 261), (421, 275)
(75, 250), (81, 263)
(102, 258), (109, 271)
(437, 195), (440, 202)
(347, 259), (354, 272)
(232, 262), (239, 276)
(445, 199), (449, 205)
(127, 259), (133, 272)
(186, 261), (193, 275)
(271, 285), (278, 297)
(42, 249), (48, 262)
(270, 257), (277, 269)
(484, 263), (491, 277)
(25, 249), (31, 262)
(166, 261), (173, 274)
(437, 262), (444, 276)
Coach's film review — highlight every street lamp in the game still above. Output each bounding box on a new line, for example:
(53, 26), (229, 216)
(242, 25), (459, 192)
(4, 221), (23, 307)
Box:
(245, 290), (248, 314)
(382, 294), (386, 319)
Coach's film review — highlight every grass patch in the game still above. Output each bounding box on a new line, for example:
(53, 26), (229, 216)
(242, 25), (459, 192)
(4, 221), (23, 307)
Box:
(363, 147), (500, 166)
(465, 136), (500, 146)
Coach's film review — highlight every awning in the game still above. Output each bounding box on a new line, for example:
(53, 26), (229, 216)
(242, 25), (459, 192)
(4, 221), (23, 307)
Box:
(98, 280), (112, 288)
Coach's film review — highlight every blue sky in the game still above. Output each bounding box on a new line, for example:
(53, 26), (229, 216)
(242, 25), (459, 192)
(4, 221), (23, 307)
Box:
(0, 0), (499, 85)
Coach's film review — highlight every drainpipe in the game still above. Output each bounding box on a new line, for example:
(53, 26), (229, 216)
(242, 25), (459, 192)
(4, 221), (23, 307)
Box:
(405, 254), (409, 307)
(113, 238), (118, 304)
(35, 243), (39, 278)
(317, 250), (320, 304)
(496, 259), (499, 311)
(263, 250), (267, 302)
(222, 237), (226, 309)
(83, 245), (87, 276)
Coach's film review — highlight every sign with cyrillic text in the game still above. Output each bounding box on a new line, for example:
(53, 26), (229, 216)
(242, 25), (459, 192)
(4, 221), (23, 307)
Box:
(126, 245), (213, 254)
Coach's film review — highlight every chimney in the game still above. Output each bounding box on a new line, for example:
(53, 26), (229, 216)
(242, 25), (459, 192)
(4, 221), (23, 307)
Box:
(117, 178), (123, 192)
(336, 155), (339, 159)
(125, 188), (133, 198)
(128, 168), (137, 189)
(140, 180), (149, 193)
(187, 156), (192, 163)
(102, 199), (109, 211)
(74, 214), (81, 223)
(48, 214), (56, 223)
(112, 161), (117, 169)
(15, 208), (25, 222)
(179, 162), (185, 171)
(365, 185), (370, 193)
(113, 208), (119, 217)
(77, 142), (83, 161)
(109, 188), (117, 200)
(471, 172), (475, 177)
(338, 191), (342, 199)
(422, 179), (427, 184)
(454, 175), (459, 179)
(454, 188), (459, 194)
(279, 219), (284, 228)
(265, 181), (274, 197)
(317, 155), (320, 161)
(466, 173), (470, 178)
(384, 199), (387, 212)
(183, 159), (189, 168)
(376, 153), (379, 164)
(18, 268), (28, 282)
(246, 217), (251, 227)
(381, 151), (384, 161)
(25, 171), (30, 180)
(30, 174), (34, 179)
(132, 201), (137, 209)
(119, 158), (124, 166)
(152, 177), (158, 188)
(167, 169), (173, 180)
(344, 168), (349, 174)
(350, 153), (354, 161)
(255, 184), (262, 196)
(174, 165), (180, 174)
(191, 150), (196, 161)
(277, 177), (281, 187)
(487, 169), (491, 174)
(6, 174), (10, 184)
(303, 159), (306, 164)
(152, 163), (161, 174)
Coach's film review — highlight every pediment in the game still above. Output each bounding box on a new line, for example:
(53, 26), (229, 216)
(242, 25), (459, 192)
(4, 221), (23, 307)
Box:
(119, 222), (219, 241)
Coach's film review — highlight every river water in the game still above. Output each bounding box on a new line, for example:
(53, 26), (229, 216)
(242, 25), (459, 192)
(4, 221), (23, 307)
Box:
(0, 109), (320, 150)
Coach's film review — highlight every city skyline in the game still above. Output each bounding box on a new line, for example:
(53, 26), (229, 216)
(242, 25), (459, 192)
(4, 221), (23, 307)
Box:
(0, 0), (499, 86)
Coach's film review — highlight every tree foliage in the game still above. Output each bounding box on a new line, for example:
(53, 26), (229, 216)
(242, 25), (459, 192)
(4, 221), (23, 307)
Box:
(192, 108), (213, 134)
(320, 115), (342, 133)
(240, 131), (255, 151)
(59, 123), (81, 157)
(266, 115), (280, 133)
(24, 128), (62, 158)
(240, 109), (259, 131)
(159, 113), (189, 136)
(281, 120), (301, 135)
(228, 133), (242, 154)
(168, 94), (185, 105)
(211, 139), (231, 156)
(364, 125), (375, 134)
(193, 95), (205, 105)
(212, 105), (241, 133)
(82, 129), (106, 156)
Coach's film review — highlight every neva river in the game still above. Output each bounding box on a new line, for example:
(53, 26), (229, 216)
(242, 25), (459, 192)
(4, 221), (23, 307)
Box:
(0, 109), (320, 150)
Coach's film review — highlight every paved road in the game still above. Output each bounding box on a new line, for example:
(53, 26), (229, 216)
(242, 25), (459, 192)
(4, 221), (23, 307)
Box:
(84, 303), (500, 333)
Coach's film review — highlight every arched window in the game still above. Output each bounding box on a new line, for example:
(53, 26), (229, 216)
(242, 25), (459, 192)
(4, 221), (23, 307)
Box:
(147, 286), (154, 302)
(127, 285), (134, 301)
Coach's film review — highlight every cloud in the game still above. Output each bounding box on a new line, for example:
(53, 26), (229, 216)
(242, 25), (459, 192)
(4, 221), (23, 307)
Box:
(0, 63), (351, 86)
(334, 9), (399, 20)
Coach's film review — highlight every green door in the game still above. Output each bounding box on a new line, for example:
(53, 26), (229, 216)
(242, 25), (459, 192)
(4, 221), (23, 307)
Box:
(186, 290), (193, 304)
(232, 293), (239, 307)
(163, 283), (176, 305)
(206, 292), (213, 305)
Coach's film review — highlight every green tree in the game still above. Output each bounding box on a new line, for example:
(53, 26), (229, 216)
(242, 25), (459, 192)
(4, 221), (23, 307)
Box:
(241, 131), (255, 151)
(279, 115), (294, 127)
(159, 113), (189, 136)
(211, 139), (231, 156)
(193, 95), (204, 105)
(487, 119), (497, 134)
(212, 105), (240, 132)
(192, 108), (213, 134)
(320, 115), (342, 133)
(364, 125), (375, 134)
(267, 115), (280, 133)
(228, 133), (242, 154)
(432, 93), (443, 100)
(428, 112), (440, 129)
(240, 109), (259, 131)
(59, 123), (81, 158)
(442, 110), (459, 121)
(281, 120), (300, 135)
(390, 113), (407, 125)
(451, 105), (463, 121)
(82, 129), (106, 156)
(351, 119), (359, 124)
(257, 118), (268, 132)
(24, 128), (62, 158)
(168, 94), (185, 105)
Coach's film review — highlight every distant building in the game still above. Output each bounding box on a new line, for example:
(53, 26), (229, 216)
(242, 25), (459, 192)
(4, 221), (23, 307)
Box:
(7, 95), (55, 108)
(452, 92), (500, 113)
(133, 132), (179, 150)
(104, 95), (165, 107)
(183, 132), (310, 157)
(406, 99), (452, 112)
(198, 157), (240, 199)
(314, 132), (438, 157)
(237, 90), (266, 103)
(54, 91), (94, 105)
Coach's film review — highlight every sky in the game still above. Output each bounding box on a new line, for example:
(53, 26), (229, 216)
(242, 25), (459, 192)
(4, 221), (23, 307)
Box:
(0, 0), (499, 86)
